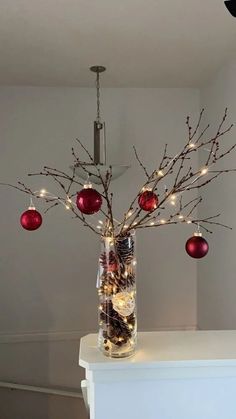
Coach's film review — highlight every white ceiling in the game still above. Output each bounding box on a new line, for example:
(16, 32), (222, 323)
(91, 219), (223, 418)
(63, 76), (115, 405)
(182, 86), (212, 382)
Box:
(0, 0), (235, 87)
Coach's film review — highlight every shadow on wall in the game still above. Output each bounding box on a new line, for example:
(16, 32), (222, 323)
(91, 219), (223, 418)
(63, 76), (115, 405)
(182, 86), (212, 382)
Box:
(0, 388), (87, 419)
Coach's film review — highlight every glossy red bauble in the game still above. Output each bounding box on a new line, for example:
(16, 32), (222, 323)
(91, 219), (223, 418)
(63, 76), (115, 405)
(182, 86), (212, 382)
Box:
(20, 209), (43, 231)
(76, 188), (102, 215)
(185, 236), (209, 259)
(138, 190), (158, 212)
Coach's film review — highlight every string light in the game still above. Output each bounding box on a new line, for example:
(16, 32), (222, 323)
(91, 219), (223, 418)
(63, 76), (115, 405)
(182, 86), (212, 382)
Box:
(160, 219), (166, 224)
(150, 221), (155, 226)
(188, 143), (196, 149)
(157, 170), (164, 177)
(186, 220), (192, 224)
(65, 205), (70, 210)
(39, 189), (47, 197)
(97, 225), (102, 229)
(98, 220), (103, 224)
(178, 214), (184, 220)
(127, 210), (133, 217)
(201, 167), (209, 175)
(67, 198), (72, 203)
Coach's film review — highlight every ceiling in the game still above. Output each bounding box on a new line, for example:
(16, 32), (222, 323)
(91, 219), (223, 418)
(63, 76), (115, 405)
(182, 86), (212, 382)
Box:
(0, 0), (235, 87)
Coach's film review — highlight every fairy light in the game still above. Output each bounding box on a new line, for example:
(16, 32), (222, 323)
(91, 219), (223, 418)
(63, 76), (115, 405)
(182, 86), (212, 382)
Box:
(128, 324), (133, 330)
(99, 305), (102, 311)
(97, 225), (102, 230)
(201, 167), (209, 176)
(98, 220), (103, 225)
(132, 259), (137, 266)
(188, 143), (196, 149)
(150, 221), (155, 226)
(160, 219), (166, 224)
(67, 198), (72, 203)
(127, 210), (133, 217)
(178, 214), (184, 220)
(157, 170), (164, 177)
(186, 220), (192, 224)
(124, 224), (129, 229)
(39, 189), (47, 197)
(65, 205), (70, 210)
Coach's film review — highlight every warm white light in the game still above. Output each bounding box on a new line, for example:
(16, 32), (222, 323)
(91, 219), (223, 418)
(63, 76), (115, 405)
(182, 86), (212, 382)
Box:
(133, 259), (137, 266)
(40, 189), (46, 197)
(65, 205), (70, 210)
(157, 170), (164, 177)
(67, 198), (72, 203)
(178, 214), (184, 220)
(186, 220), (192, 224)
(97, 225), (102, 229)
(201, 167), (208, 175)
(124, 224), (129, 229)
(128, 324), (133, 330)
(98, 220), (103, 225)
(170, 200), (176, 206)
(160, 219), (166, 224)
(99, 305), (102, 311)
(188, 143), (196, 149)
(150, 221), (155, 226)
(127, 210), (133, 217)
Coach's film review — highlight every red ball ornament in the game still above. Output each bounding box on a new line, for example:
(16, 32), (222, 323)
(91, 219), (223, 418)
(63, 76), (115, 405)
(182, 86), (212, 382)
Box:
(20, 208), (42, 231)
(76, 185), (102, 215)
(185, 235), (209, 259)
(138, 190), (158, 212)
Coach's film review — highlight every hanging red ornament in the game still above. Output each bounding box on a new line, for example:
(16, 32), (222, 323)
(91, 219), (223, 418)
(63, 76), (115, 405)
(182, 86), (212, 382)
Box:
(138, 189), (158, 212)
(76, 183), (102, 215)
(20, 203), (42, 231)
(185, 233), (209, 259)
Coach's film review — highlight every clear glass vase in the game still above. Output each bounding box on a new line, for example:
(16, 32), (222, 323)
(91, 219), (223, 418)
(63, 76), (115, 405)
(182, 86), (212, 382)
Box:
(97, 232), (137, 358)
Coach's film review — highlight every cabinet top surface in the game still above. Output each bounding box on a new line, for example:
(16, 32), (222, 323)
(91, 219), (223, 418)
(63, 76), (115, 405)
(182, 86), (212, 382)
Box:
(79, 331), (236, 370)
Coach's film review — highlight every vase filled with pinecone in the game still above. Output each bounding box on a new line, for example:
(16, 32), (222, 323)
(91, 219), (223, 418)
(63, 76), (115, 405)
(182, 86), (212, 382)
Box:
(98, 231), (137, 358)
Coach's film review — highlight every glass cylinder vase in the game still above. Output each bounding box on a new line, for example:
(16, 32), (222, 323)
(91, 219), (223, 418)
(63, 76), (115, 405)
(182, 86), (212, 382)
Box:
(97, 232), (137, 358)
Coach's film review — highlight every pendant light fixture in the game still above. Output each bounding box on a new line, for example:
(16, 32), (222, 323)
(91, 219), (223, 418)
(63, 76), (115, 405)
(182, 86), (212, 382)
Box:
(72, 66), (130, 184)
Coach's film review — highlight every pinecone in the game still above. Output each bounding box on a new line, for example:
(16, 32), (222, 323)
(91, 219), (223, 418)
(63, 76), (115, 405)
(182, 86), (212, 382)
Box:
(100, 300), (133, 346)
(99, 250), (118, 272)
(116, 234), (134, 264)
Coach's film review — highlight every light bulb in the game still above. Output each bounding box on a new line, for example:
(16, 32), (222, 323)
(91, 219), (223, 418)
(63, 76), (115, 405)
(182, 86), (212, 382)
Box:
(178, 214), (184, 220)
(40, 189), (47, 197)
(201, 167), (208, 175)
(188, 143), (196, 149)
(157, 170), (164, 177)
(186, 220), (192, 224)
(150, 221), (155, 226)
(160, 219), (166, 224)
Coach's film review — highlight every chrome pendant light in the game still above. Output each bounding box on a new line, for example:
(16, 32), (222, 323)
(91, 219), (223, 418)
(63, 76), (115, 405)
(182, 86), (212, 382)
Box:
(72, 66), (130, 184)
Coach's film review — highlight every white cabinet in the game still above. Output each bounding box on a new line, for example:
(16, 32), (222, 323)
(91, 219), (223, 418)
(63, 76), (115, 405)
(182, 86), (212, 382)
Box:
(79, 331), (236, 419)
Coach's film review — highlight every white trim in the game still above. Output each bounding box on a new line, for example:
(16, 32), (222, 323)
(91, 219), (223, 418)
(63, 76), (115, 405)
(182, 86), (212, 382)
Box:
(0, 325), (197, 344)
(0, 381), (83, 399)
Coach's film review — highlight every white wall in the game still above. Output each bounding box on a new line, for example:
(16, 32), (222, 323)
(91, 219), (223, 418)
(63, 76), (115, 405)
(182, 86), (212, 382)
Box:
(0, 87), (199, 417)
(198, 60), (236, 329)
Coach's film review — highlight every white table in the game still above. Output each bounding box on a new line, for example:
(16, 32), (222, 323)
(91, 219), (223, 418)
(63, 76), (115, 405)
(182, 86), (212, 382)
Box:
(79, 331), (236, 419)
